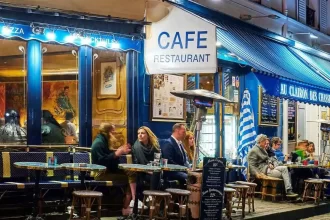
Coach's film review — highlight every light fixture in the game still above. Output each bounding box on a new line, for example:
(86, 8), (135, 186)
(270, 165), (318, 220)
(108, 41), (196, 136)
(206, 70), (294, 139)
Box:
(288, 32), (318, 39)
(240, 14), (280, 21)
(1, 26), (12, 35)
(46, 30), (56, 40)
(65, 35), (76, 43)
(96, 40), (107, 47)
(216, 41), (222, 47)
(111, 39), (120, 49)
(81, 37), (92, 45)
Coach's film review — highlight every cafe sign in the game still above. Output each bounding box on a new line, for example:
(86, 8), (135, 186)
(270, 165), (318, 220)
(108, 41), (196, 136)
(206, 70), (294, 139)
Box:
(145, 6), (217, 74)
(280, 82), (330, 105)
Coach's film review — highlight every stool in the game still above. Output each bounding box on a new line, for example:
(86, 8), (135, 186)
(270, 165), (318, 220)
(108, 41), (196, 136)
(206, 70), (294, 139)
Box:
(165, 188), (191, 219)
(224, 187), (236, 220)
(141, 190), (171, 219)
(302, 179), (323, 205)
(226, 184), (249, 218)
(70, 190), (103, 220)
(259, 177), (284, 202)
(235, 181), (257, 213)
(322, 179), (330, 198)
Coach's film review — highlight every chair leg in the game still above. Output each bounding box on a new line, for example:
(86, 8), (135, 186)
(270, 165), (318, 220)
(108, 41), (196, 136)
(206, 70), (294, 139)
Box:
(70, 196), (76, 220)
(185, 195), (189, 220)
(141, 195), (147, 215)
(247, 193), (251, 213)
(226, 192), (233, 220)
(85, 197), (92, 220)
(179, 196), (184, 219)
(241, 189), (247, 219)
(97, 197), (102, 219)
(302, 183), (309, 202)
(149, 196), (156, 220)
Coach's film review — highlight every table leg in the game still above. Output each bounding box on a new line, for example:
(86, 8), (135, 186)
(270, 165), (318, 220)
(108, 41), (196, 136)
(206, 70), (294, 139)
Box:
(26, 170), (44, 220)
(132, 173), (142, 219)
(226, 170), (230, 184)
(80, 171), (86, 189)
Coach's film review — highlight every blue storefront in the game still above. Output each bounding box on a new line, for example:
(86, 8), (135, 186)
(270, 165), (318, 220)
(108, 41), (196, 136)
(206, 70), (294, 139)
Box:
(0, 5), (144, 147)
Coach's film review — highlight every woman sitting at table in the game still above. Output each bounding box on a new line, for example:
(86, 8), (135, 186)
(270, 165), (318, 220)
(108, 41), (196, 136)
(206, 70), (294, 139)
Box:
(183, 131), (195, 166)
(91, 122), (135, 215)
(132, 127), (161, 197)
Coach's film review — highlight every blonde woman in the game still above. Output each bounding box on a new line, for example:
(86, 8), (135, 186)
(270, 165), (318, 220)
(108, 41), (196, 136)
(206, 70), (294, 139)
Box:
(131, 126), (161, 206)
(183, 131), (195, 165)
(91, 123), (133, 216)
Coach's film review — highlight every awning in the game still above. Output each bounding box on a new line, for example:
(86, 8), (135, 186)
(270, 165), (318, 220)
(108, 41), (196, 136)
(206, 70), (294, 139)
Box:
(166, 0), (330, 106)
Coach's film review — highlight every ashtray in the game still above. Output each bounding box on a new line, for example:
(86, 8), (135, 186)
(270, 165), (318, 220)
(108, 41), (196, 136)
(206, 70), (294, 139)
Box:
(79, 163), (88, 167)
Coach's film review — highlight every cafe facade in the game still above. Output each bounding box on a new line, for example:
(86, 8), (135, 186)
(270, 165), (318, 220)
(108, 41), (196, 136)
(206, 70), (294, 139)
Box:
(141, 0), (330, 160)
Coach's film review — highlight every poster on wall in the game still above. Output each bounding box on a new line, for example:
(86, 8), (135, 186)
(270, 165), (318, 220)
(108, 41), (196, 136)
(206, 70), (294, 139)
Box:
(145, 5), (216, 74)
(288, 100), (296, 142)
(43, 81), (78, 124)
(98, 62), (120, 99)
(258, 86), (279, 126)
(151, 74), (186, 122)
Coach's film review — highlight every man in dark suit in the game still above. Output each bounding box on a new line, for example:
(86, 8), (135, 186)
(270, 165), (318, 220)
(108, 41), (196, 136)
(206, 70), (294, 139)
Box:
(161, 123), (188, 187)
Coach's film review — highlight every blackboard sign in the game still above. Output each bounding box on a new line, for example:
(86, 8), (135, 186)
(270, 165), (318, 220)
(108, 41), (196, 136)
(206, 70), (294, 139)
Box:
(288, 100), (296, 141)
(200, 157), (226, 220)
(258, 86), (279, 126)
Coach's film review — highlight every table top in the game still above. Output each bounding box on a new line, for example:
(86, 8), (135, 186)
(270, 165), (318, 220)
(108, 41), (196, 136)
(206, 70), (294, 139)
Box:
(61, 163), (106, 172)
(285, 164), (321, 169)
(227, 165), (246, 170)
(118, 164), (161, 172)
(161, 164), (188, 171)
(14, 162), (64, 171)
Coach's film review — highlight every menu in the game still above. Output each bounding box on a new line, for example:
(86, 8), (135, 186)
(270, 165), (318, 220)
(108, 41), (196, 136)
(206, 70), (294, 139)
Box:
(288, 100), (296, 141)
(151, 74), (185, 122)
(259, 87), (279, 126)
(200, 157), (226, 220)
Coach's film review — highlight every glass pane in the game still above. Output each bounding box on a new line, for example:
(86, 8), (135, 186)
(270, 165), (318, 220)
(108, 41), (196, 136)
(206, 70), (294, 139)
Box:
(198, 74), (215, 159)
(0, 39), (27, 144)
(42, 43), (78, 145)
(91, 49), (127, 149)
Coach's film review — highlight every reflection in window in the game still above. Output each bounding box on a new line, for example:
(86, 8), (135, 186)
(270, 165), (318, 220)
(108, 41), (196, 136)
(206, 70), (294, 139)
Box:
(0, 39), (27, 144)
(42, 43), (78, 144)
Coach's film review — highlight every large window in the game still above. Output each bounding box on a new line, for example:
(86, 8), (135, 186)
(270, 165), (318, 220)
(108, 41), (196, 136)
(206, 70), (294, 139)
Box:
(42, 43), (78, 145)
(0, 39), (27, 144)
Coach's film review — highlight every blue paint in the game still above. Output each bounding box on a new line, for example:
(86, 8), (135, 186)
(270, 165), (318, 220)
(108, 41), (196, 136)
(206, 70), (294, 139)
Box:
(27, 40), (42, 145)
(195, 74), (200, 89)
(78, 46), (93, 147)
(127, 51), (139, 143)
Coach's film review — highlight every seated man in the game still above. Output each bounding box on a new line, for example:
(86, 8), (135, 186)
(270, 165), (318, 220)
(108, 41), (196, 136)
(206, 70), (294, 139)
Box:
(248, 134), (297, 197)
(162, 123), (188, 187)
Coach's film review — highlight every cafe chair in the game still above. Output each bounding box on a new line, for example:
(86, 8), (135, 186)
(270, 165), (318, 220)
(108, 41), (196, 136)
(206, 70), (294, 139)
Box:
(302, 179), (323, 205)
(70, 190), (103, 220)
(226, 183), (249, 218)
(165, 188), (191, 219)
(235, 181), (257, 213)
(140, 190), (171, 220)
(224, 187), (236, 220)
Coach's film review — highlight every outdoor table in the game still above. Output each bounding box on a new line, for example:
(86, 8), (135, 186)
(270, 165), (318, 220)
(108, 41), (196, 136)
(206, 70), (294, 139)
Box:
(61, 163), (106, 188)
(14, 162), (64, 220)
(118, 163), (188, 219)
(226, 165), (245, 184)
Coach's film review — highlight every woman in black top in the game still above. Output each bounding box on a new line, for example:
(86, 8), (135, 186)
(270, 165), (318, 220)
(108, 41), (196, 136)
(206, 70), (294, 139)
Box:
(91, 122), (132, 215)
(132, 126), (160, 200)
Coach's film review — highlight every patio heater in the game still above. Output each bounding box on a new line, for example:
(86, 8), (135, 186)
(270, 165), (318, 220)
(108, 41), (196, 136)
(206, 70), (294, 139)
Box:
(171, 89), (232, 170)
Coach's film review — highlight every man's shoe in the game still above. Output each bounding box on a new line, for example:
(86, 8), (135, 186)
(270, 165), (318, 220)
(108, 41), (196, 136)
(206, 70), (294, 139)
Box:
(286, 190), (298, 197)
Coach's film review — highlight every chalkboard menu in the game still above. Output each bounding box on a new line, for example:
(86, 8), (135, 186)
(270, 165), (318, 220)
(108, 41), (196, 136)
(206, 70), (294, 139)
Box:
(258, 86), (279, 126)
(288, 100), (296, 141)
(200, 157), (226, 220)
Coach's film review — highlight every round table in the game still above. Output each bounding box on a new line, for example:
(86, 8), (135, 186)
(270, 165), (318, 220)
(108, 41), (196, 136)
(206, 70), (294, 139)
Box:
(118, 164), (161, 172)
(161, 164), (188, 172)
(61, 163), (106, 188)
(14, 162), (64, 220)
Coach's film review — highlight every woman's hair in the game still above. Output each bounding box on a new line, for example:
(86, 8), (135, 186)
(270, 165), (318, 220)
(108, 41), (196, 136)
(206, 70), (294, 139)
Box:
(183, 130), (195, 162)
(138, 126), (159, 150)
(98, 122), (115, 140)
(42, 110), (61, 128)
(308, 141), (315, 152)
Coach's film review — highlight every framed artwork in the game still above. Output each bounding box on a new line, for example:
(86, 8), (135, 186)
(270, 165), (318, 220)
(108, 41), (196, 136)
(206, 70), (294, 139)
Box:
(151, 74), (186, 122)
(97, 61), (120, 99)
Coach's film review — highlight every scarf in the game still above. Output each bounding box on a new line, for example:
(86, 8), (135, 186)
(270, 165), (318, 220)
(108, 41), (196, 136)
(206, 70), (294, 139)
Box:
(133, 140), (159, 165)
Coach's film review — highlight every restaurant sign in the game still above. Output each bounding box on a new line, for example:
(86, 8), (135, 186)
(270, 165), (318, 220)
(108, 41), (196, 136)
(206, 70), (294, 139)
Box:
(280, 82), (330, 105)
(145, 6), (217, 74)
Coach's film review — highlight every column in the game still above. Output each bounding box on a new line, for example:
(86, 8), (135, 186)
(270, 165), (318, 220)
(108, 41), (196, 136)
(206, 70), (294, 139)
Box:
(27, 40), (42, 145)
(214, 71), (222, 158)
(282, 100), (288, 155)
(78, 46), (93, 147)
